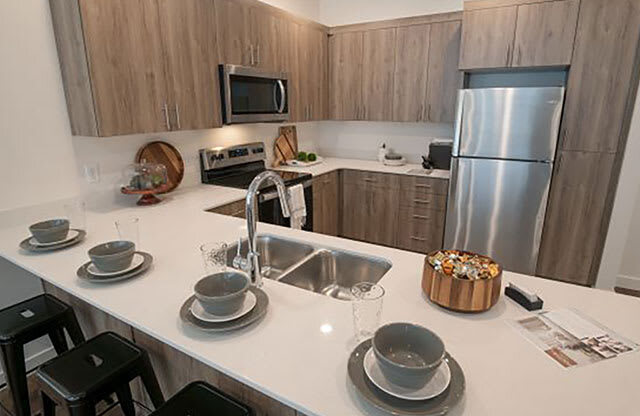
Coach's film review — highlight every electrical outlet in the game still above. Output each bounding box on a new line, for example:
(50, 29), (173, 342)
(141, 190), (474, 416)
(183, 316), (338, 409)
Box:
(83, 163), (100, 184)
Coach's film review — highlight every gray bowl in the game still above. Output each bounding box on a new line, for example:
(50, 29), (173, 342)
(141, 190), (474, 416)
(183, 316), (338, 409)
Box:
(373, 323), (445, 389)
(194, 271), (250, 316)
(88, 241), (136, 273)
(29, 219), (70, 244)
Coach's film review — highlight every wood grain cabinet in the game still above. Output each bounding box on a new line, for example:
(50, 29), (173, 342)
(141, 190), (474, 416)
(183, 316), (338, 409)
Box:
(312, 172), (340, 236)
(331, 13), (462, 123)
(50, 0), (222, 136)
(459, 0), (579, 70)
(296, 25), (328, 121)
(329, 32), (364, 120)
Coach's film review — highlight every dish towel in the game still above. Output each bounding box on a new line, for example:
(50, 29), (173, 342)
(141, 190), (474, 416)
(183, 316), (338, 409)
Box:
(288, 184), (306, 230)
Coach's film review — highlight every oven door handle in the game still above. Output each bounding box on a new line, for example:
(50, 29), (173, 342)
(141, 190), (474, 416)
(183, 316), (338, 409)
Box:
(259, 180), (311, 203)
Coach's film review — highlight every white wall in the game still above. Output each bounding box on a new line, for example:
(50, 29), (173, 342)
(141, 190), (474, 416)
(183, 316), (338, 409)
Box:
(596, 85), (640, 290)
(318, 0), (463, 26)
(259, 0), (320, 21)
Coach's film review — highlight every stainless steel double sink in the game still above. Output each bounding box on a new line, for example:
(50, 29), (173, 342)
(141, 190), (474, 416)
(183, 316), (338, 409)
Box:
(226, 235), (392, 300)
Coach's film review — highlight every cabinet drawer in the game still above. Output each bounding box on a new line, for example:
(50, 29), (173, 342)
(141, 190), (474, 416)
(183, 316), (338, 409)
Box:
(342, 170), (400, 188)
(400, 192), (447, 211)
(396, 207), (444, 253)
(399, 175), (449, 195)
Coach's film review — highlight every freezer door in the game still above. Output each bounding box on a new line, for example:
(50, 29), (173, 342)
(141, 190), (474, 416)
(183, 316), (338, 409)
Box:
(453, 87), (565, 161)
(444, 157), (552, 275)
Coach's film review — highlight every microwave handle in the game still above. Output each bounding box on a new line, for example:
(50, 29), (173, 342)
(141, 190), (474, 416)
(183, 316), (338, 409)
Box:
(275, 80), (286, 113)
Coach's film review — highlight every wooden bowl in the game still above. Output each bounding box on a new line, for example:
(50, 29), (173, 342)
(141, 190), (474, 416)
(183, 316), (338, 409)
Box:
(421, 250), (502, 313)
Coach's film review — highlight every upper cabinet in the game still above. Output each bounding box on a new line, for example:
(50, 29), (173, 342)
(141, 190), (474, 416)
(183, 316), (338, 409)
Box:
(297, 25), (328, 121)
(459, 0), (579, 70)
(330, 13), (463, 123)
(329, 32), (364, 120)
(459, 6), (517, 70)
(214, 0), (252, 66)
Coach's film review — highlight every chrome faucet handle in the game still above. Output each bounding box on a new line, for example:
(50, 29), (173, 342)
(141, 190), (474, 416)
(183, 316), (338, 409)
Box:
(232, 236), (249, 270)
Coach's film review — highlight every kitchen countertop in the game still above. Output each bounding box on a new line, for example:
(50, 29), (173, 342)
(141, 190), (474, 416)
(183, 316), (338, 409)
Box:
(273, 157), (451, 180)
(0, 185), (639, 415)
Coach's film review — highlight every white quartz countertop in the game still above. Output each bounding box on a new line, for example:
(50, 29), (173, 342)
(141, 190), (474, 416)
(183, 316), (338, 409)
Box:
(273, 157), (450, 180)
(1, 183), (639, 415)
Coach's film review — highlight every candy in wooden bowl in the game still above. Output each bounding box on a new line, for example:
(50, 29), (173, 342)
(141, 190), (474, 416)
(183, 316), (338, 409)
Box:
(422, 249), (502, 313)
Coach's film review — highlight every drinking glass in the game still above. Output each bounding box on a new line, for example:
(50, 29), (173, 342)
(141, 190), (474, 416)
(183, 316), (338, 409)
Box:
(115, 217), (140, 246)
(200, 242), (228, 275)
(64, 200), (86, 231)
(351, 282), (385, 341)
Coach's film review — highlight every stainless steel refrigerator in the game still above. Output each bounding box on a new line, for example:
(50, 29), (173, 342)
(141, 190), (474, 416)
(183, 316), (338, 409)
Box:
(444, 87), (565, 275)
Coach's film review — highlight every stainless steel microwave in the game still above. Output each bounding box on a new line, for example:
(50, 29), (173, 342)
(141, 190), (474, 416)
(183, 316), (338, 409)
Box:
(219, 64), (289, 124)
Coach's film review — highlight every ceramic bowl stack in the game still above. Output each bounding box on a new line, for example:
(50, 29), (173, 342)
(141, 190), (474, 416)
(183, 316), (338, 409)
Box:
(77, 241), (152, 283)
(20, 219), (86, 252)
(348, 323), (465, 415)
(180, 271), (269, 332)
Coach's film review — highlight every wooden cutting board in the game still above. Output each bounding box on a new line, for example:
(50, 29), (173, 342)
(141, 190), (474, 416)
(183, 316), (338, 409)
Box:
(136, 141), (184, 193)
(273, 125), (298, 167)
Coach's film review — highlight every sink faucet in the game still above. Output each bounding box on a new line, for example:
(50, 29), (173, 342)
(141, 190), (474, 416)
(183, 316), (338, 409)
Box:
(241, 171), (291, 287)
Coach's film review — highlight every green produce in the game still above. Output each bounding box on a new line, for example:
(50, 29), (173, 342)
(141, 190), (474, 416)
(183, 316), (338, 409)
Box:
(297, 151), (308, 162)
(307, 153), (317, 162)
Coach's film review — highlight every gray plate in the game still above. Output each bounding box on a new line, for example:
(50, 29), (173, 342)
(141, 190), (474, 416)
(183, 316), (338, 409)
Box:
(20, 229), (86, 253)
(348, 339), (465, 416)
(77, 252), (153, 283)
(180, 287), (268, 333)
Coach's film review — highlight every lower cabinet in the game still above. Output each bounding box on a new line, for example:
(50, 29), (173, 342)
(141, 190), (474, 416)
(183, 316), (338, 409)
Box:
(312, 171), (340, 236)
(340, 170), (447, 252)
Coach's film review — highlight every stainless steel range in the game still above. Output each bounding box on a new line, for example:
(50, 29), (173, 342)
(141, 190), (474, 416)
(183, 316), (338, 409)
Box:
(200, 142), (313, 231)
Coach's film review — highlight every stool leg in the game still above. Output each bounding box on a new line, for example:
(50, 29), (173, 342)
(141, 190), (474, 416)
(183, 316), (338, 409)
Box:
(68, 403), (96, 416)
(48, 327), (69, 355)
(63, 309), (86, 346)
(0, 343), (30, 416)
(115, 384), (136, 416)
(41, 391), (56, 416)
(138, 354), (165, 409)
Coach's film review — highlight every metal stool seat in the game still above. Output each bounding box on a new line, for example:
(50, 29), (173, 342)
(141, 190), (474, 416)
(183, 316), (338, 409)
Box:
(0, 294), (85, 416)
(151, 381), (253, 416)
(36, 331), (164, 416)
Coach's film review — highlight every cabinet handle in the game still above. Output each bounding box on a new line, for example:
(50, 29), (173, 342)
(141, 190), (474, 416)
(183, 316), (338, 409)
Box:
(415, 184), (432, 189)
(506, 44), (512, 65)
(174, 104), (181, 130)
(363, 178), (377, 183)
(427, 104), (431, 121)
(250, 44), (254, 66)
(410, 236), (427, 242)
(412, 214), (430, 220)
(413, 199), (431, 204)
(256, 44), (260, 65)
(515, 45), (521, 65)
(162, 102), (171, 130)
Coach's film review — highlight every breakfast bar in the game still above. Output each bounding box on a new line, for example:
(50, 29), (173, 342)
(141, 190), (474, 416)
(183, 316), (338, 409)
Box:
(0, 185), (638, 415)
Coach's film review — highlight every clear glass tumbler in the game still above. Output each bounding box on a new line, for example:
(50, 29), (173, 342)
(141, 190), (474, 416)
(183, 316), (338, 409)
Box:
(351, 282), (385, 341)
(200, 242), (228, 275)
(115, 217), (140, 246)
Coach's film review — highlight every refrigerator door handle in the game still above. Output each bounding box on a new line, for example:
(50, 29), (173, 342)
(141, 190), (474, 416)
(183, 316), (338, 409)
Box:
(452, 90), (465, 157)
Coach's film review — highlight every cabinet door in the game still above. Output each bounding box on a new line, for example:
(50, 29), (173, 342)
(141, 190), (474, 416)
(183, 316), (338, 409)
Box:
(157, 0), (222, 130)
(329, 32), (363, 120)
(322, 172), (340, 236)
(427, 21), (462, 123)
(295, 24), (313, 121)
(250, 8), (285, 71)
(302, 27), (328, 121)
(312, 176), (325, 233)
(560, 0), (640, 152)
(459, 6), (517, 70)
(362, 28), (396, 121)
(215, 0), (252, 66)
(536, 151), (616, 285)
(392, 24), (431, 122)
(78, 0), (168, 136)
(342, 183), (398, 246)
(512, 0), (579, 67)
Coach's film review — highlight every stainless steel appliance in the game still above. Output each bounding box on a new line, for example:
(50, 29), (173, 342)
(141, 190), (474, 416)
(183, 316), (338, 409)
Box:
(445, 87), (565, 274)
(200, 142), (312, 231)
(219, 65), (288, 124)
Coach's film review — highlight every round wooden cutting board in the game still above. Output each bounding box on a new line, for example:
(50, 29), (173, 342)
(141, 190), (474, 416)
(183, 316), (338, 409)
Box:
(136, 141), (184, 193)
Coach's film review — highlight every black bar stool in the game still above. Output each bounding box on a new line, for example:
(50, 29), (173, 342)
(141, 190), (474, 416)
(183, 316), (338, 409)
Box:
(0, 293), (85, 416)
(36, 331), (164, 416)
(150, 381), (253, 416)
